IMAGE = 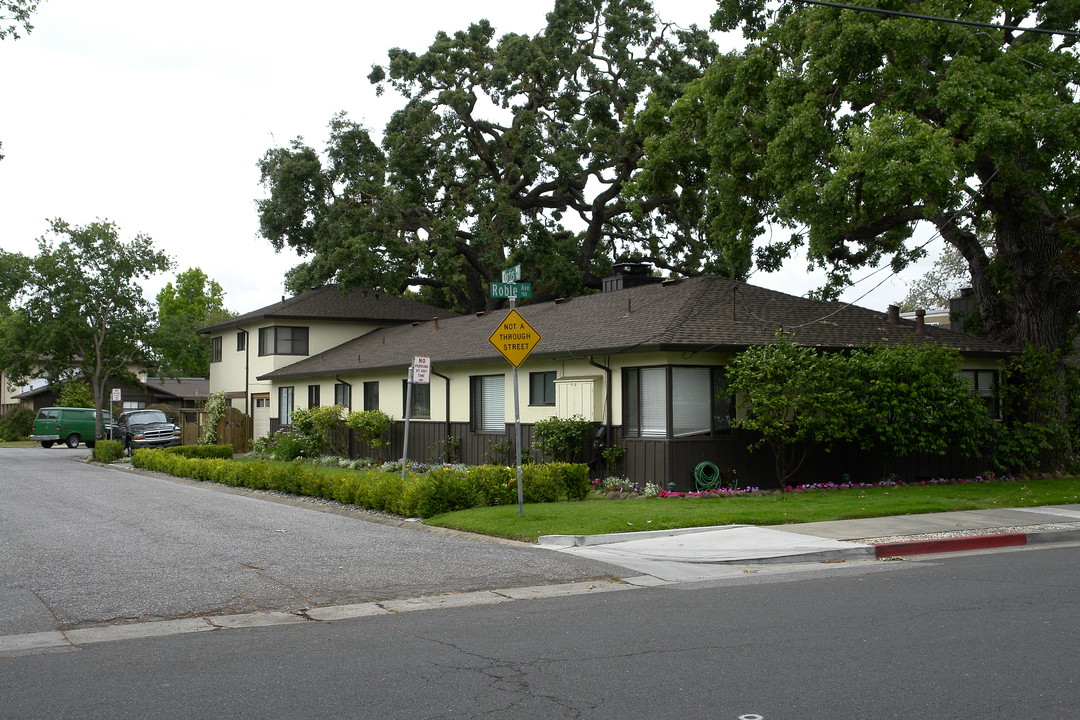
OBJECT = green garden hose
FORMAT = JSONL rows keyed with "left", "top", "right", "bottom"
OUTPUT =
{"left": 694, "top": 460, "right": 721, "bottom": 490}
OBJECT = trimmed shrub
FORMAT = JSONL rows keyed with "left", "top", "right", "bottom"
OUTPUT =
{"left": 165, "top": 444, "right": 234, "bottom": 459}
{"left": 92, "top": 439, "right": 125, "bottom": 463}
{"left": 531, "top": 415, "right": 593, "bottom": 462}
{"left": 414, "top": 467, "right": 480, "bottom": 517}
{"left": 129, "top": 452, "right": 590, "bottom": 518}
{"left": 522, "top": 464, "right": 563, "bottom": 503}
{"left": 0, "top": 406, "right": 35, "bottom": 441}
{"left": 546, "top": 462, "right": 590, "bottom": 501}
{"left": 466, "top": 465, "right": 516, "bottom": 506}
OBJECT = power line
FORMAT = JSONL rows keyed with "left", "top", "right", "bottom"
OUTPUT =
{"left": 792, "top": 0, "right": 1080, "bottom": 38}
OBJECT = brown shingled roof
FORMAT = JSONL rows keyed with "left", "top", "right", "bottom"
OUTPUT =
{"left": 258, "top": 276, "right": 1017, "bottom": 380}
{"left": 198, "top": 285, "right": 459, "bottom": 334}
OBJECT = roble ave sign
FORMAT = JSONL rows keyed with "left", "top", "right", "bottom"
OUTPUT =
{"left": 488, "top": 309, "right": 541, "bottom": 368}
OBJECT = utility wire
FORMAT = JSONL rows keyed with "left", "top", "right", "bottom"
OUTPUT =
{"left": 792, "top": 0, "right": 1080, "bottom": 38}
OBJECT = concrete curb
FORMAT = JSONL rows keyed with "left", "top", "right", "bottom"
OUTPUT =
{"left": 538, "top": 524, "right": 752, "bottom": 548}
{"left": 872, "top": 527, "right": 1080, "bottom": 558}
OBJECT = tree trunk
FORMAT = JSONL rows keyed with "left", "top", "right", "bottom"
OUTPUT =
{"left": 982, "top": 186, "right": 1080, "bottom": 468}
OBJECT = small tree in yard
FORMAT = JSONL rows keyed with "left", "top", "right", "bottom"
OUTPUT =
{"left": 531, "top": 414, "right": 593, "bottom": 463}
{"left": 728, "top": 334, "right": 864, "bottom": 489}
{"left": 292, "top": 405, "right": 347, "bottom": 457}
{"left": 346, "top": 409, "right": 393, "bottom": 461}
{"left": 56, "top": 379, "right": 94, "bottom": 409}
{"left": 0, "top": 220, "right": 173, "bottom": 442}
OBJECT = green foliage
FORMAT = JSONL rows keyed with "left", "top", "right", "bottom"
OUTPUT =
{"left": 729, "top": 334, "right": 862, "bottom": 486}
{"left": 531, "top": 414, "right": 592, "bottom": 463}
{"left": 56, "top": 379, "right": 94, "bottom": 408}
{"left": 92, "top": 439, "right": 125, "bottom": 463}
{"left": 729, "top": 336, "right": 996, "bottom": 486}
{"left": 544, "top": 462, "right": 590, "bottom": 501}
{"left": 0, "top": 1, "right": 38, "bottom": 42}
{"left": 897, "top": 245, "right": 977, "bottom": 312}
{"left": 466, "top": 465, "right": 517, "bottom": 507}
{"left": 199, "top": 391, "right": 228, "bottom": 444}
{"left": 346, "top": 409, "right": 393, "bottom": 460}
{"left": 0, "top": 406, "right": 34, "bottom": 441}
{"left": 850, "top": 344, "right": 993, "bottom": 458}
{"left": 483, "top": 438, "right": 516, "bottom": 466}
{"left": 256, "top": 427, "right": 317, "bottom": 461}
{"left": 131, "top": 451, "right": 591, "bottom": 519}
{"left": 638, "top": 1, "right": 1080, "bottom": 359}
{"left": 600, "top": 444, "right": 626, "bottom": 475}
{"left": 152, "top": 267, "right": 231, "bottom": 378}
{"left": 291, "top": 404, "right": 347, "bottom": 456}
{"left": 165, "top": 444, "right": 233, "bottom": 459}
{"left": 430, "top": 434, "right": 462, "bottom": 464}
{"left": 414, "top": 468, "right": 481, "bottom": 518}
{"left": 995, "top": 346, "right": 1075, "bottom": 472}
{"left": 0, "top": 219, "right": 173, "bottom": 442}
{"left": 257, "top": 1, "right": 720, "bottom": 312}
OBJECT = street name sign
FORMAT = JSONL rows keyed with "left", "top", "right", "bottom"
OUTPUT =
{"left": 488, "top": 309, "right": 541, "bottom": 368}
{"left": 490, "top": 282, "right": 533, "bottom": 299}
{"left": 502, "top": 265, "right": 522, "bottom": 283}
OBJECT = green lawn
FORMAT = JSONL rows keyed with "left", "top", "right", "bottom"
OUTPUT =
{"left": 0, "top": 441, "right": 38, "bottom": 448}
{"left": 424, "top": 476, "right": 1080, "bottom": 542}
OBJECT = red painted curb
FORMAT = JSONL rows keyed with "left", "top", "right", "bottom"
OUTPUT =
{"left": 874, "top": 533, "right": 1028, "bottom": 558}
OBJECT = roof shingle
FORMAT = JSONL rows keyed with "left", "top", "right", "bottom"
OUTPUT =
{"left": 259, "top": 276, "right": 1016, "bottom": 381}
{"left": 199, "top": 285, "right": 459, "bottom": 334}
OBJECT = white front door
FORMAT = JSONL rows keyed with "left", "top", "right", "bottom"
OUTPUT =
{"left": 252, "top": 394, "right": 271, "bottom": 440}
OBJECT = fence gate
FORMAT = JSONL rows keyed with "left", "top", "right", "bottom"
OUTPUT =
{"left": 217, "top": 406, "right": 250, "bottom": 454}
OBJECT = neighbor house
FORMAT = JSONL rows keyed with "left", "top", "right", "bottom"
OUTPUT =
{"left": 236, "top": 265, "right": 1015, "bottom": 489}
{"left": 12, "top": 375, "right": 210, "bottom": 414}
{"left": 197, "top": 285, "right": 459, "bottom": 440}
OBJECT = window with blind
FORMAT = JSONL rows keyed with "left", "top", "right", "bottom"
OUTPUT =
{"left": 402, "top": 379, "right": 430, "bottom": 419}
{"left": 363, "top": 381, "right": 379, "bottom": 411}
{"left": 959, "top": 369, "right": 998, "bottom": 417}
{"left": 471, "top": 375, "right": 505, "bottom": 433}
{"left": 623, "top": 366, "right": 733, "bottom": 438}
{"left": 334, "top": 382, "right": 351, "bottom": 408}
{"left": 258, "top": 326, "right": 309, "bottom": 356}
{"left": 278, "top": 386, "right": 295, "bottom": 425}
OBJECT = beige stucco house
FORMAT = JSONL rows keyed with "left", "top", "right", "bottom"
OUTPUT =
{"left": 223, "top": 267, "right": 1014, "bottom": 489}
{"left": 198, "top": 285, "right": 458, "bottom": 440}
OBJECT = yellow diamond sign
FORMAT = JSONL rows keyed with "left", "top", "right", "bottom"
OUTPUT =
{"left": 488, "top": 309, "right": 541, "bottom": 368}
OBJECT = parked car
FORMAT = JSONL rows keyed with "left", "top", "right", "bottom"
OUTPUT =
{"left": 114, "top": 409, "right": 183, "bottom": 452}
{"left": 30, "top": 406, "right": 115, "bottom": 449}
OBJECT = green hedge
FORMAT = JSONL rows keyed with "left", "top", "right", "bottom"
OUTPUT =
{"left": 92, "top": 440, "right": 125, "bottom": 464}
{"left": 164, "top": 444, "right": 234, "bottom": 459}
{"left": 131, "top": 452, "right": 589, "bottom": 518}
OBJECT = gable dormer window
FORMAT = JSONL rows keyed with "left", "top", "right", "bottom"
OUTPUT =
{"left": 258, "top": 326, "right": 309, "bottom": 356}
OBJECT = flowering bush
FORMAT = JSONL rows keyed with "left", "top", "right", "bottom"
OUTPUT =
{"left": 592, "top": 476, "right": 645, "bottom": 494}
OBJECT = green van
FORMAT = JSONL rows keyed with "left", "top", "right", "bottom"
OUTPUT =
{"left": 30, "top": 406, "right": 115, "bottom": 449}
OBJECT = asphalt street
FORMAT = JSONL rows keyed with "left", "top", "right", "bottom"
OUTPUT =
{"left": 2, "top": 544, "right": 1076, "bottom": 719}
{"left": 0, "top": 448, "right": 625, "bottom": 636}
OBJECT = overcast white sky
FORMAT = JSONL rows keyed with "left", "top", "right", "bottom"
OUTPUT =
{"left": 0, "top": 0, "right": 940, "bottom": 315}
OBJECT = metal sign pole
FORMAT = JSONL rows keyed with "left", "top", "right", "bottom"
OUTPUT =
{"left": 510, "top": 295, "right": 524, "bottom": 516}
{"left": 402, "top": 366, "right": 413, "bottom": 481}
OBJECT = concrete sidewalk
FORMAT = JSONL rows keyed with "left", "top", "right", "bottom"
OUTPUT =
{"left": 539, "top": 504, "right": 1080, "bottom": 580}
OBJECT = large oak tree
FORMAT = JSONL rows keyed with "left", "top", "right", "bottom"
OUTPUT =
{"left": 256, "top": 0, "right": 721, "bottom": 313}
{"left": 637, "top": 0, "right": 1078, "bottom": 353}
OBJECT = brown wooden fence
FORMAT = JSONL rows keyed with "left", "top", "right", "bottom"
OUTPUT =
{"left": 179, "top": 406, "right": 250, "bottom": 454}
